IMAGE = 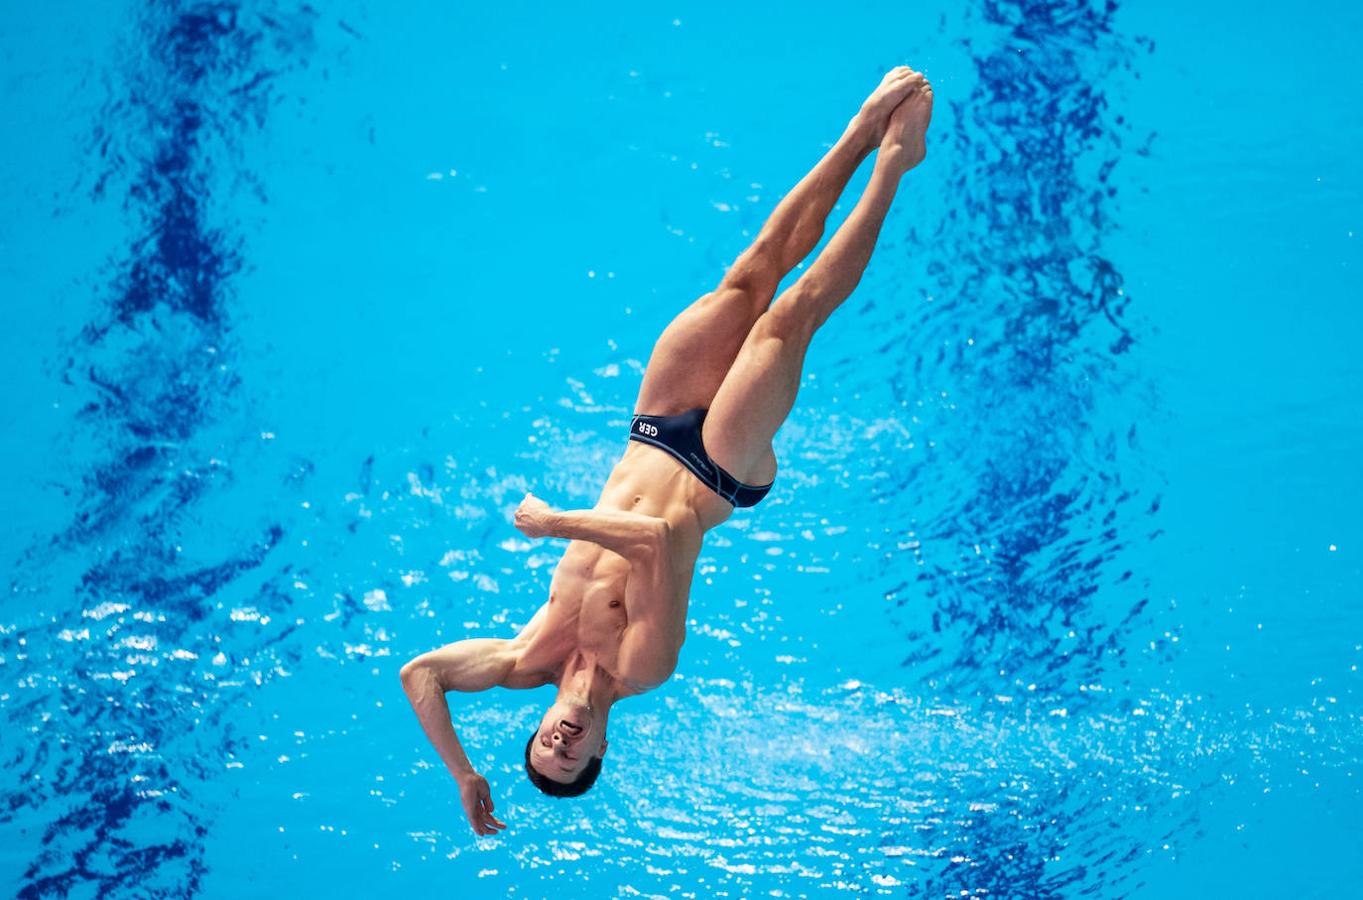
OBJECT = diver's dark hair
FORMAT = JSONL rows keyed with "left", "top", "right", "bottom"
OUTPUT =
{"left": 524, "top": 732, "right": 603, "bottom": 798}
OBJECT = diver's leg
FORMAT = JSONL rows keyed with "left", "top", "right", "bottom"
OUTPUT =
{"left": 633, "top": 68, "right": 928, "bottom": 416}
{"left": 702, "top": 83, "right": 934, "bottom": 483}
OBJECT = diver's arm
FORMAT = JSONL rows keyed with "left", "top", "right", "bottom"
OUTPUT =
{"left": 399, "top": 639, "right": 524, "bottom": 836}
{"left": 514, "top": 492, "right": 669, "bottom": 561}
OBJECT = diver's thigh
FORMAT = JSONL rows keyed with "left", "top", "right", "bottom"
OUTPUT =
{"left": 633, "top": 287, "right": 765, "bottom": 415}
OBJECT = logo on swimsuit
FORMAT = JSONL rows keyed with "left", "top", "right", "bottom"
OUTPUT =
{"left": 688, "top": 452, "right": 713, "bottom": 475}
{"left": 637, "top": 421, "right": 659, "bottom": 438}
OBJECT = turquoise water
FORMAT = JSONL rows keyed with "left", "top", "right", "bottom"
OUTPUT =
{"left": 3, "top": 1, "right": 1361, "bottom": 896}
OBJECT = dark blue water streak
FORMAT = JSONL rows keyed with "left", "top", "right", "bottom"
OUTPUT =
{"left": 817, "top": 0, "right": 1175, "bottom": 894}
{"left": 2, "top": 4, "right": 315, "bottom": 896}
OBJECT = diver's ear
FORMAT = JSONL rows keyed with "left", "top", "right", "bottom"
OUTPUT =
{"left": 597, "top": 738, "right": 608, "bottom": 759}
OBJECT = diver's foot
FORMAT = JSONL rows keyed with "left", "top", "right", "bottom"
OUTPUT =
{"left": 880, "top": 77, "right": 934, "bottom": 171}
{"left": 852, "top": 67, "right": 929, "bottom": 147}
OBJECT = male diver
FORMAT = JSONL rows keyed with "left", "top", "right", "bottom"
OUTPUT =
{"left": 400, "top": 67, "right": 934, "bottom": 836}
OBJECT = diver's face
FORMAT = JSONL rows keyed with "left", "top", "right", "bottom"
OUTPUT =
{"left": 529, "top": 701, "right": 607, "bottom": 782}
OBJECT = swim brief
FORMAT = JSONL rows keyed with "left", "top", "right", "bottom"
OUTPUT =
{"left": 628, "top": 408, "right": 773, "bottom": 508}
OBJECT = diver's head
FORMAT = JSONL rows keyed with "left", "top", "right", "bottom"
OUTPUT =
{"left": 524, "top": 699, "right": 609, "bottom": 797}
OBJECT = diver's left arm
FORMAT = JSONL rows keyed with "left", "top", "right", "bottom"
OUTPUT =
{"left": 399, "top": 639, "right": 543, "bottom": 836}
{"left": 514, "top": 492, "right": 668, "bottom": 560}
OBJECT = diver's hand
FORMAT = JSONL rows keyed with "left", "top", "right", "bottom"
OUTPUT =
{"left": 514, "top": 492, "right": 555, "bottom": 539}
{"left": 456, "top": 771, "right": 506, "bottom": 836}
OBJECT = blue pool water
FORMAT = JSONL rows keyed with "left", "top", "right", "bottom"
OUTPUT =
{"left": 3, "top": 1, "right": 1361, "bottom": 896}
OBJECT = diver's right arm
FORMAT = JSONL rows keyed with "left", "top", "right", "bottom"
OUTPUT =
{"left": 399, "top": 638, "right": 541, "bottom": 835}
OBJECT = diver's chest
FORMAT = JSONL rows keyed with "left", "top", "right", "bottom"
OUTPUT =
{"left": 551, "top": 544, "right": 629, "bottom": 636}
{"left": 576, "top": 577, "right": 628, "bottom": 647}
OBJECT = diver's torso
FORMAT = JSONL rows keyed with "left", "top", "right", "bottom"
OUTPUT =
{"left": 519, "top": 441, "right": 725, "bottom": 691}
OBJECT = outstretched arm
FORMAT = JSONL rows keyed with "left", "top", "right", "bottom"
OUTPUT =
{"left": 399, "top": 638, "right": 541, "bottom": 836}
